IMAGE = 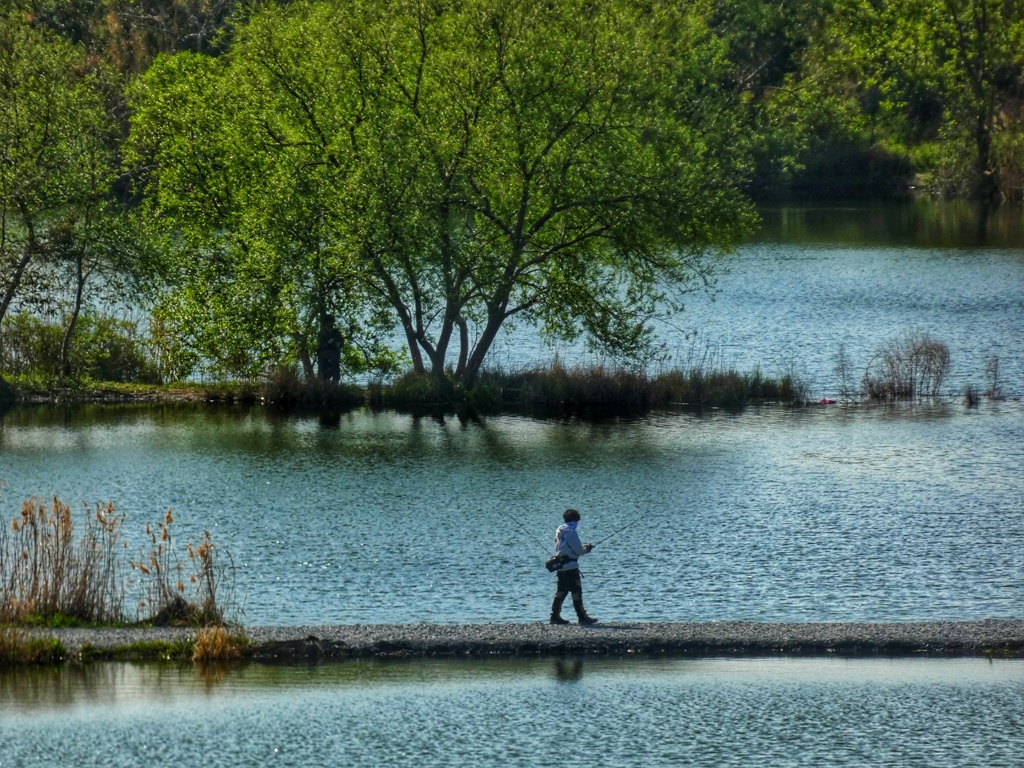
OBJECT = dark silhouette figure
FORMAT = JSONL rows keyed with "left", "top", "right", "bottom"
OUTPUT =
{"left": 317, "top": 316, "right": 343, "bottom": 383}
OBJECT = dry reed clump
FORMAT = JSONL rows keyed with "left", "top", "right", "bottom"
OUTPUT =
{"left": 0, "top": 498, "right": 124, "bottom": 625}
{"left": 131, "top": 509, "right": 233, "bottom": 627}
{"left": 191, "top": 626, "right": 250, "bottom": 663}
{"left": 0, "top": 497, "right": 235, "bottom": 628}
{"left": 862, "top": 331, "right": 951, "bottom": 400}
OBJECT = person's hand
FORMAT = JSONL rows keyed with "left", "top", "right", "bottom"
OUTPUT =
{"left": 583, "top": 543, "right": 593, "bottom": 553}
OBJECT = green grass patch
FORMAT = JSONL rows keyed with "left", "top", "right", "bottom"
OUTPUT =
{"left": 0, "top": 629, "right": 66, "bottom": 666}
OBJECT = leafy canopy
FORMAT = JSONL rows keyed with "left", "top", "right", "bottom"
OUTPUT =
{"left": 128, "top": 0, "right": 756, "bottom": 384}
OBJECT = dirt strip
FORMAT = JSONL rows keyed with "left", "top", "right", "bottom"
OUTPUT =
{"left": 38, "top": 619, "right": 1024, "bottom": 661}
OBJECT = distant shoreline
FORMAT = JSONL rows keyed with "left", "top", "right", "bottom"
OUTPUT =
{"left": 35, "top": 620, "right": 1024, "bottom": 663}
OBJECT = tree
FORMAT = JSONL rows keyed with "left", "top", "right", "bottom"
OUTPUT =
{"left": 0, "top": 11, "right": 113, "bottom": 336}
{"left": 787, "top": 0, "right": 1024, "bottom": 200}
{"left": 129, "top": 0, "right": 756, "bottom": 387}
{"left": 126, "top": 49, "right": 401, "bottom": 381}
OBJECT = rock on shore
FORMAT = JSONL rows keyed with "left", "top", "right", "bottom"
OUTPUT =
{"left": 41, "top": 620, "right": 1024, "bottom": 661}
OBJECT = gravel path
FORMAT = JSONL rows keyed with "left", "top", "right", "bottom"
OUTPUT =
{"left": 37, "top": 620, "right": 1024, "bottom": 660}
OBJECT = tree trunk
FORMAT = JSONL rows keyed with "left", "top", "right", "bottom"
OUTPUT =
{"left": 462, "top": 309, "right": 506, "bottom": 388}
{"left": 316, "top": 314, "right": 342, "bottom": 383}
{"left": 293, "top": 332, "right": 315, "bottom": 381}
{"left": 453, "top": 315, "right": 469, "bottom": 380}
{"left": 60, "top": 252, "right": 86, "bottom": 379}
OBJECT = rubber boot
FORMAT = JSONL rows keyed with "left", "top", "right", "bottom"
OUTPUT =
{"left": 573, "top": 596, "right": 598, "bottom": 625}
{"left": 550, "top": 595, "right": 569, "bottom": 625}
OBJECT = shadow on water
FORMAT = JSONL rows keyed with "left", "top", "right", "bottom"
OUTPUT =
{"left": 553, "top": 659, "right": 585, "bottom": 682}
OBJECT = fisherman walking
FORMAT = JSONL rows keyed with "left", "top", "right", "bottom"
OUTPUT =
{"left": 550, "top": 508, "right": 598, "bottom": 625}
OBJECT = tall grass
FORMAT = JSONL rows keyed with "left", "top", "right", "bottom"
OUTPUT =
{"left": 0, "top": 498, "right": 124, "bottom": 625}
{"left": 0, "top": 498, "right": 235, "bottom": 627}
{"left": 375, "top": 362, "right": 805, "bottom": 412}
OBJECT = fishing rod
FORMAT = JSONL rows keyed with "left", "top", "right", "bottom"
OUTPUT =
{"left": 501, "top": 506, "right": 644, "bottom": 556}
{"left": 590, "top": 512, "right": 645, "bottom": 548}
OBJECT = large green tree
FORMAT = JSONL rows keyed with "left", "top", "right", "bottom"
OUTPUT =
{"left": 0, "top": 11, "right": 113, "bottom": 334}
{"left": 128, "top": 0, "right": 755, "bottom": 386}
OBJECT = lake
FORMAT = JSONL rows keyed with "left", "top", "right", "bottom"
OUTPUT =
{"left": 0, "top": 202, "right": 1022, "bottom": 766}
{"left": 1, "top": 657, "right": 1022, "bottom": 767}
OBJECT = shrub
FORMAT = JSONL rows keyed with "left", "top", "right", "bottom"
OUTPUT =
{"left": 863, "top": 332, "right": 951, "bottom": 400}
{"left": 0, "top": 312, "right": 161, "bottom": 383}
{"left": 0, "top": 629, "right": 65, "bottom": 666}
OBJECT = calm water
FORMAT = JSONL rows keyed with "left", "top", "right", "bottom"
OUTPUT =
{"left": 487, "top": 203, "right": 1024, "bottom": 399}
{"left": 1, "top": 203, "right": 1022, "bottom": 766}
{"left": 1, "top": 657, "right": 1022, "bottom": 767}
{"left": 1, "top": 401, "right": 1022, "bottom": 625}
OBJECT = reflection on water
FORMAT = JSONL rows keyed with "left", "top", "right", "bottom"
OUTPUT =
{"left": 754, "top": 201, "right": 1024, "bottom": 249}
{"left": 1, "top": 658, "right": 1022, "bottom": 767}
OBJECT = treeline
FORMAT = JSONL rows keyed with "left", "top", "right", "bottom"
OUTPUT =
{"left": 1, "top": 0, "right": 1022, "bottom": 391}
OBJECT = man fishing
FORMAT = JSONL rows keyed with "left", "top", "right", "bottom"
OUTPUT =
{"left": 550, "top": 508, "right": 598, "bottom": 625}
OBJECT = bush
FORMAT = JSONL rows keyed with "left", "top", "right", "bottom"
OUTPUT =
{"left": 0, "top": 312, "right": 161, "bottom": 383}
{"left": 0, "top": 629, "right": 65, "bottom": 666}
{"left": 863, "top": 331, "right": 951, "bottom": 400}
{"left": 192, "top": 626, "right": 250, "bottom": 663}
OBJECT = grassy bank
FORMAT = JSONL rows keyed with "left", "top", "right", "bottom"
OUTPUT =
{"left": 372, "top": 364, "right": 806, "bottom": 414}
{"left": 2, "top": 362, "right": 807, "bottom": 415}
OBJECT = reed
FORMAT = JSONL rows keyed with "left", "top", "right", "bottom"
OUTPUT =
{"left": 0, "top": 498, "right": 124, "bottom": 625}
{"left": 377, "top": 362, "right": 805, "bottom": 411}
{"left": 192, "top": 626, "right": 250, "bottom": 663}
{"left": 483, "top": 363, "right": 804, "bottom": 410}
{"left": 0, "top": 498, "right": 235, "bottom": 628}
{"left": 259, "top": 367, "right": 364, "bottom": 407}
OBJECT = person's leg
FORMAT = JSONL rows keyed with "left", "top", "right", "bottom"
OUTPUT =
{"left": 569, "top": 571, "right": 597, "bottom": 625}
{"left": 550, "top": 571, "right": 571, "bottom": 624}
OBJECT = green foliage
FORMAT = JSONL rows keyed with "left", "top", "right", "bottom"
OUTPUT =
{"left": 0, "top": 312, "right": 161, "bottom": 383}
{"left": 0, "top": 11, "right": 115, "bottom": 329}
{"left": 0, "top": 629, "right": 66, "bottom": 665}
{"left": 779, "top": 0, "right": 1024, "bottom": 199}
{"left": 129, "top": 0, "right": 756, "bottom": 386}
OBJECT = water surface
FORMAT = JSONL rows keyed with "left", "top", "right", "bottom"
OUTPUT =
{"left": 1, "top": 401, "right": 1021, "bottom": 625}
{"left": 2, "top": 657, "right": 1021, "bottom": 767}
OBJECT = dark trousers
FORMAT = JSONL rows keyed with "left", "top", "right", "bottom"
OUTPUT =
{"left": 554, "top": 568, "right": 582, "bottom": 600}
{"left": 551, "top": 569, "right": 588, "bottom": 619}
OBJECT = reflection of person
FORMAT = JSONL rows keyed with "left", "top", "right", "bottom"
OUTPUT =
{"left": 554, "top": 659, "right": 584, "bottom": 681}
{"left": 550, "top": 508, "right": 598, "bottom": 625}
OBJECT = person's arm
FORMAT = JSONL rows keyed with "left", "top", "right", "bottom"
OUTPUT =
{"left": 563, "top": 529, "right": 588, "bottom": 558}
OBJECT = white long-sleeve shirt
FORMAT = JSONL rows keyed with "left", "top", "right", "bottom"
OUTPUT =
{"left": 554, "top": 523, "right": 587, "bottom": 571}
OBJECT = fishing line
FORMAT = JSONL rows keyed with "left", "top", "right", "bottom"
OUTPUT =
{"left": 502, "top": 509, "right": 555, "bottom": 555}
{"left": 591, "top": 512, "right": 645, "bottom": 548}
